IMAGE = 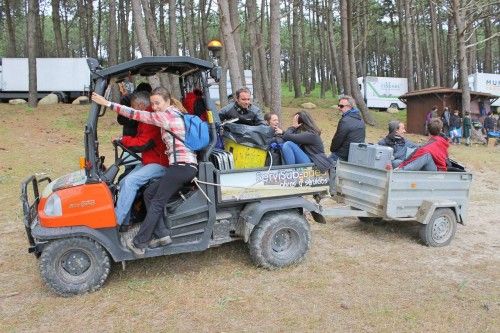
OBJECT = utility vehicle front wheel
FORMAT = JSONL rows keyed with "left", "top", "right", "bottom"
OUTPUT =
{"left": 249, "top": 211, "right": 311, "bottom": 269}
{"left": 419, "top": 208, "right": 457, "bottom": 247}
{"left": 39, "top": 237, "right": 110, "bottom": 296}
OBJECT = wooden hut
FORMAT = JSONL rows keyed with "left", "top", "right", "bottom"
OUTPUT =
{"left": 399, "top": 87, "right": 497, "bottom": 135}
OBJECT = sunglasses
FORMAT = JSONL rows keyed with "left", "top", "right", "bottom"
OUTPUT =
{"left": 338, "top": 104, "right": 349, "bottom": 108}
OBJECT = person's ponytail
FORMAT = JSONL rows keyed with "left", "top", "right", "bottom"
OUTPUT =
{"left": 170, "top": 97, "right": 187, "bottom": 113}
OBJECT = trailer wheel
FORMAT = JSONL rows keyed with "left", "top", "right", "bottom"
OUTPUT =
{"left": 249, "top": 211, "right": 311, "bottom": 269}
{"left": 419, "top": 208, "right": 457, "bottom": 247}
{"left": 39, "top": 237, "right": 110, "bottom": 297}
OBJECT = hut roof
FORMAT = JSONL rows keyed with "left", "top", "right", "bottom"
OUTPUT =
{"left": 400, "top": 87, "right": 498, "bottom": 101}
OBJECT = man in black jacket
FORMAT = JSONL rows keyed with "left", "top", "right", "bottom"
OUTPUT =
{"left": 329, "top": 95, "right": 366, "bottom": 161}
{"left": 218, "top": 87, "right": 266, "bottom": 126}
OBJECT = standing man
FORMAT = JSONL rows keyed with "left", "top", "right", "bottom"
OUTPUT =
{"left": 219, "top": 87, "right": 266, "bottom": 126}
{"left": 329, "top": 95, "right": 366, "bottom": 162}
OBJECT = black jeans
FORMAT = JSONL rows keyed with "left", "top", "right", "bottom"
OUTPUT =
{"left": 133, "top": 164, "right": 198, "bottom": 248}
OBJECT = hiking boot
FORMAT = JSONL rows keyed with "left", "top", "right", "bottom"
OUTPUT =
{"left": 125, "top": 237, "right": 145, "bottom": 257}
{"left": 149, "top": 236, "right": 172, "bottom": 248}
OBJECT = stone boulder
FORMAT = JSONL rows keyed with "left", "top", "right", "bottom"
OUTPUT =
{"left": 387, "top": 107, "right": 399, "bottom": 114}
{"left": 301, "top": 102, "right": 317, "bottom": 109}
{"left": 72, "top": 96, "right": 89, "bottom": 105}
{"left": 8, "top": 99, "right": 27, "bottom": 105}
{"left": 38, "top": 93, "right": 59, "bottom": 105}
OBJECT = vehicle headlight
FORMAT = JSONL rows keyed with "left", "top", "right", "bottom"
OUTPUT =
{"left": 44, "top": 193, "right": 62, "bottom": 216}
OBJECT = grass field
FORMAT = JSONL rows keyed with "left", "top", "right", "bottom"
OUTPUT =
{"left": 0, "top": 99, "right": 499, "bottom": 332}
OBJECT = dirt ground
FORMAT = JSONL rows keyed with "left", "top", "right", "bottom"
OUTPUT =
{"left": 0, "top": 103, "right": 499, "bottom": 332}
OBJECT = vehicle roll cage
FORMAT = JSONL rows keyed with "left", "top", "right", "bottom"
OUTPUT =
{"left": 84, "top": 57, "right": 218, "bottom": 183}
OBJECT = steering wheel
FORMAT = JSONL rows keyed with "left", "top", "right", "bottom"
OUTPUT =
{"left": 113, "top": 139, "right": 142, "bottom": 166}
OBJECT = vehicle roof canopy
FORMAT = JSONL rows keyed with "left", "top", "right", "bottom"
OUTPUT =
{"left": 93, "top": 56, "right": 213, "bottom": 81}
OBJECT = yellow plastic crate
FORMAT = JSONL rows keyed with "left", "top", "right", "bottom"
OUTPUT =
{"left": 224, "top": 139, "right": 267, "bottom": 169}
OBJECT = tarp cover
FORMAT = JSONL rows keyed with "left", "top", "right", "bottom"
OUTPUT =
{"left": 223, "top": 123, "right": 274, "bottom": 149}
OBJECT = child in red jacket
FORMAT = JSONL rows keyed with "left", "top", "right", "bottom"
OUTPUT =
{"left": 398, "top": 118, "right": 449, "bottom": 171}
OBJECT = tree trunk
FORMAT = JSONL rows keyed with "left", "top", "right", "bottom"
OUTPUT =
{"left": 140, "top": 0, "right": 164, "bottom": 55}
{"left": 168, "top": 0, "right": 181, "bottom": 96}
{"left": 325, "top": 0, "right": 342, "bottom": 95}
{"left": 451, "top": 0, "right": 470, "bottom": 114}
{"left": 184, "top": 0, "right": 195, "bottom": 56}
{"left": 445, "top": 13, "right": 455, "bottom": 87}
{"left": 411, "top": 3, "right": 422, "bottom": 90}
{"left": 27, "top": 0, "right": 38, "bottom": 107}
{"left": 108, "top": 0, "right": 118, "bottom": 65}
{"left": 159, "top": 3, "right": 167, "bottom": 52}
{"left": 228, "top": 0, "right": 246, "bottom": 81}
{"left": 404, "top": 0, "right": 414, "bottom": 91}
{"left": 218, "top": 0, "right": 243, "bottom": 93}
{"left": 429, "top": 0, "right": 441, "bottom": 86}
{"left": 269, "top": 0, "right": 281, "bottom": 116}
{"left": 257, "top": 2, "right": 271, "bottom": 107}
{"left": 4, "top": 0, "right": 17, "bottom": 56}
{"left": 346, "top": 0, "right": 374, "bottom": 125}
{"left": 340, "top": 0, "right": 351, "bottom": 95}
{"left": 483, "top": 5, "right": 493, "bottom": 72}
{"left": 51, "top": 0, "right": 65, "bottom": 57}
{"left": 396, "top": 0, "right": 405, "bottom": 77}
{"left": 199, "top": 0, "right": 210, "bottom": 60}
{"left": 291, "top": 0, "right": 303, "bottom": 98}
{"left": 247, "top": 0, "right": 265, "bottom": 107}
{"left": 130, "top": 0, "right": 160, "bottom": 88}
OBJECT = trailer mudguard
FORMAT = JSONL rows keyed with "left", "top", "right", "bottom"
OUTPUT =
{"left": 31, "top": 223, "right": 133, "bottom": 261}
{"left": 238, "top": 197, "right": 321, "bottom": 242}
{"left": 415, "top": 200, "right": 462, "bottom": 225}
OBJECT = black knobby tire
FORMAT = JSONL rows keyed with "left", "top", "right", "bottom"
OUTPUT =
{"left": 39, "top": 237, "right": 111, "bottom": 296}
{"left": 249, "top": 211, "right": 311, "bottom": 269}
{"left": 419, "top": 208, "right": 457, "bottom": 247}
{"left": 358, "top": 216, "right": 384, "bottom": 224}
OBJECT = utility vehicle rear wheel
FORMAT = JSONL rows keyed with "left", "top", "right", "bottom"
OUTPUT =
{"left": 419, "top": 208, "right": 457, "bottom": 247}
{"left": 249, "top": 211, "right": 311, "bottom": 269}
{"left": 39, "top": 237, "right": 110, "bottom": 296}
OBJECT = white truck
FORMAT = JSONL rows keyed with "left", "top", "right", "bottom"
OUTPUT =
{"left": 453, "top": 73, "right": 500, "bottom": 107}
{"left": 0, "top": 58, "right": 91, "bottom": 102}
{"left": 208, "top": 69, "right": 253, "bottom": 102}
{"left": 357, "top": 76, "right": 408, "bottom": 110}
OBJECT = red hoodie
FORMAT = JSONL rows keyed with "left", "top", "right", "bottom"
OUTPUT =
{"left": 399, "top": 135, "right": 449, "bottom": 171}
{"left": 120, "top": 106, "right": 169, "bottom": 167}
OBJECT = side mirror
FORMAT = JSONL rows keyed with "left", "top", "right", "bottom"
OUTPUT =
{"left": 210, "top": 66, "right": 222, "bottom": 83}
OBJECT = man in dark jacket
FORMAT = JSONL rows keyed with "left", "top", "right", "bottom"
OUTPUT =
{"left": 329, "top": 95, "right": 366, "bottom": 161}
{"left": 219, "top": 87, "right": 266, "bottom": 126}
{"left": 378, "top": 120, "right": 418, "bottom": 167}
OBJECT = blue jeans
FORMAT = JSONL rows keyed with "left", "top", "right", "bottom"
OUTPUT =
{"left": 115, "top": 163, "right": 167, "bottom": 225}
{"left": 281, "top": 141, "right": 311, "bottom": 165}
{"left": 400, "top": 153, "right": 437, "bottom": 171}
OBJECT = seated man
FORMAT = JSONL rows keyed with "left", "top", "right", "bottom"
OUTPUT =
{"left": 219, "top": 87, "right": 266, "bottom": 126}
{"left": 397, "top": 118, "right": 449, "bottom": 172}
{"left": 115, "top": 91, "right": 169, "bottom": 230}
{"left": 329, "top": 95, "right": 366, "bottom": 162}
{"left": 378, "top": 120, "right": 418, "bottom": 168}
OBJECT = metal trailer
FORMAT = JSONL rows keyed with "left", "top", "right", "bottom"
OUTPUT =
{"left": 320, "top": 161, "right": 473, "bottom": 247}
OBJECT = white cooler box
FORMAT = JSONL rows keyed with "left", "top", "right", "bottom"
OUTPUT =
{"left": 348, "top": 143, "right": 393, "bottom": 170}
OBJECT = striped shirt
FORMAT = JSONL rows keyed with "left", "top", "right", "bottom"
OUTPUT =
{"left": 112, "top": 103, "right": 197, "bottom": 165}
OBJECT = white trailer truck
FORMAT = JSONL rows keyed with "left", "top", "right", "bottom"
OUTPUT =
{"left": 208, "top": 69, "right": 253, "bottom": 102}
{"left": 453, "top": 73, "right": 500, "bottom": 108}
{"left": 0, "top": 58, "right": 91, "bottom": 102}
{"left": 357, "top": 76, "right": 408, "bottom": 110}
